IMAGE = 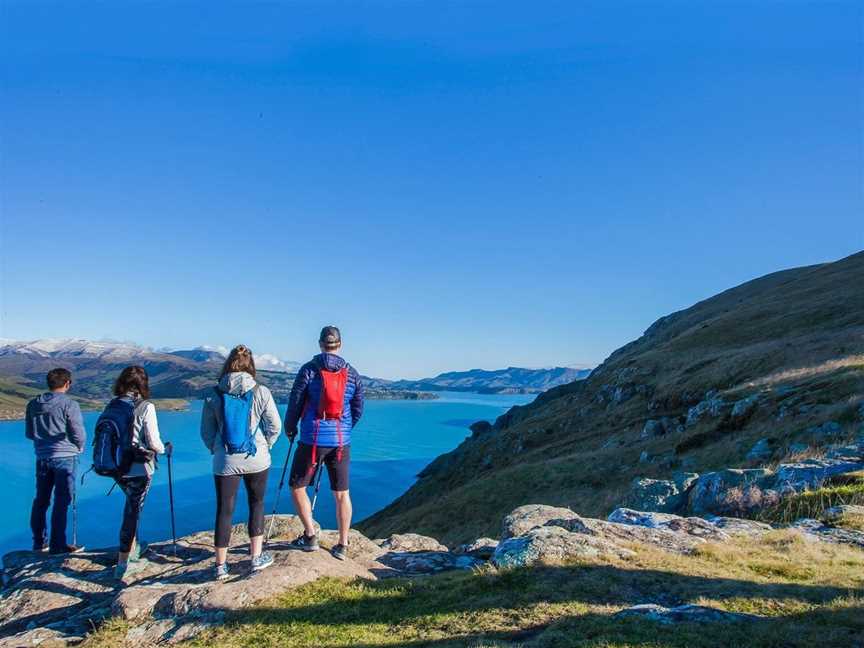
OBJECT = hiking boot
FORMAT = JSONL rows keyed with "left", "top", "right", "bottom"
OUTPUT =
{"left": 330, "top": 544, "right": 348, "bottom": 561}
{"left": 214, "top": 563, "right": 230, "bottom": 581}
{"left": 49, "top": 544, "right": 84, "bottom": 555}
{"left": 290, "top": 532, "right": 319, "bottom": 552}
{"left": 114, "top": 559, "right": 146, "bottom": 580}
{"left": 250, "top": 552, "right": 274, "bottom": 572}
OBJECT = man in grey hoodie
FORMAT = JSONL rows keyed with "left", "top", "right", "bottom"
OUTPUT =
{"left": 25, "top": 368, "right": 86, "bottom": 554}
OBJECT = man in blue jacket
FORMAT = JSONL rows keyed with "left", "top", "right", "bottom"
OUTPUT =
{"left": 25, "top": 368, "right": 86, "bottom": 554}
{"left": 285, "top": 326, "right": 364, "bottom": 560}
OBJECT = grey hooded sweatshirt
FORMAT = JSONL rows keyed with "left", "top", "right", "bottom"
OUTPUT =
{"left": 200, "top": 372, "right": 282, "bottom": 476}
{"left": 25, "top": 392, "right": 86, "bottom": 459}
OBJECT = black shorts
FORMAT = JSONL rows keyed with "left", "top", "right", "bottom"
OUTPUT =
{"left": 289, "top": 442, "right": 351, "bottom": 492}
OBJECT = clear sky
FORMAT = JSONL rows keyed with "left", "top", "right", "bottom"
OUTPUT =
{"left": 1, "top": 1, "right": 861, "bottom": 379}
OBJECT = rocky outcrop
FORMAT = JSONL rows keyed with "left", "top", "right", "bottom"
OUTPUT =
{"left": 616, "top": 603, "right": 758, "bottom": 624}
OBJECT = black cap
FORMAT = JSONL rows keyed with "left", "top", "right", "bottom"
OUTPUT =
{"left": 319, "top": 325, "right": 341, "bottom": 348}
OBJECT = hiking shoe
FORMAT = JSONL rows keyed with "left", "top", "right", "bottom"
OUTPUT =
{"left": 331, "top": 544, "right": 348, "bottom": 561}
{"left": 114, "top": 560, "right": 146, "bottom": 580}
{"left": 250, "top": 552, "right": 274, "bottom": 572}
{"left": 49, "top": 544, "right": 84, "bottom": 555}
{"left": 214, "top": 563, "right": 230, "bottom": 581}
{"left": 290, "top": 533, "right": 319, "bottom": 552}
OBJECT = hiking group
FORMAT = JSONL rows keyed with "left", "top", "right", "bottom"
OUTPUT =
{"left": 23, "top": 325, "right": 365, "bottom": 581}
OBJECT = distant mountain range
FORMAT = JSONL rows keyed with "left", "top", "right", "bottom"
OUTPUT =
{"left": 0, "top": 339, "right": 591, "bottom": 420}
{"left": 391, "top": 366, "right": 592, "bottom": 394}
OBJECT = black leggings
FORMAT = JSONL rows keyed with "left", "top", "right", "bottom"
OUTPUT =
{"left": 214, "top": 469, "right": 269, "bottom": 548}
{"left": 117, "top": 475, "right": 151, "bottom": 553}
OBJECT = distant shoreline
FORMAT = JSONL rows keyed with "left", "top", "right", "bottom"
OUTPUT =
{"left": 0, "top": 391, "right": 439, "bottom": 422}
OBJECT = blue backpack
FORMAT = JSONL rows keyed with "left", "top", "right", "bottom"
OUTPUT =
{"left": 92, "top": 398, "right": 136, "bottom": 478}
{"left": 216, "top": 386, "right": 258, "bottom": 456}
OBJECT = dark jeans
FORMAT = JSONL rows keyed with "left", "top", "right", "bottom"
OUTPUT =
{"left": 30, "top": 456, "right": 77, "bottom": 551}
{"left": 214, "top": 469, "right": 269, "bottom": 548}
{"left": 117, "top": 475, "right": 151, "bottom": 553}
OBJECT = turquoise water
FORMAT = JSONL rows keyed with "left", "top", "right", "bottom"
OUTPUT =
{"left": 0, "top": 391, "right": 531, "bottom": 555}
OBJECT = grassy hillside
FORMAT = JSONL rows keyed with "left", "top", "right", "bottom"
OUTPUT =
{"left": 359, "top": 252, "right": 864, "bottom": 545}
{"left": 0, "top": 377, "right": 104, "bottom": 420}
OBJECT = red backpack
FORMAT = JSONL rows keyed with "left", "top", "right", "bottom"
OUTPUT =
{"left": 309, "top": 366, "right": 349, "bottom": 466}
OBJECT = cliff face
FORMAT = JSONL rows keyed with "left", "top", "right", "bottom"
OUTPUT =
{"left": 358, "top": 252, "right": 864, "bottom": 544}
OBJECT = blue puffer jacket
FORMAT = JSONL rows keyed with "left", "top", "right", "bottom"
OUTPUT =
{"left": 285, "top": 353, "right": 364, "bottom": 447}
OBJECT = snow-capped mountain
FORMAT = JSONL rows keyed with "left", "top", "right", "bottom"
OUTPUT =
{"left": 255, "top": 353, "right": 302, "bottom": 373}
{"left": 0, "top": 338, "right": 146, "bottom": 359}
{"left": 0, "top": 338, "right": 301, "bottom": 374}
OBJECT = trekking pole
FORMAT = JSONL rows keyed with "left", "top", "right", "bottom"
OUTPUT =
{"left": 310, "top": 462, "right": 324, "bottom": 512}
{"left": 72, "top": 489, "right": 78, "bottom": 547}
{"left": 265, "top": 437, "right": 295, "bottom": 543}
{"left": 166, "top": 443, "right": 178, "bottom": 556}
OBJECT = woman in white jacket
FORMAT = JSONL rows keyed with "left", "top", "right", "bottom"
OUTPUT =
{"left": 112, "top": 365, "right": 170, "bottom": 579}
{"left": 200, "top": 345, "right": 281, "bottom": 580}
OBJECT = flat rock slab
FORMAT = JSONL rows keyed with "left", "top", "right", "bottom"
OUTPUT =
{"left": 616, "top": 603, "right": 759, "bottom": 624}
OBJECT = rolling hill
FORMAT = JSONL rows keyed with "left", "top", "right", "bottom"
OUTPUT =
{"left": 358, "top": 251, "right": 864, "bottom": 544}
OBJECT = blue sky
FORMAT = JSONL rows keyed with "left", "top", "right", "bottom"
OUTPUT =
{"left": 1, "top": 1, "right": 861, "bottom": 379}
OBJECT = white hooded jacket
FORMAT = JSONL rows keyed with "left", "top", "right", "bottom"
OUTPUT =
{"left": 200, "top": 372, "right": 282, "bottom": 476}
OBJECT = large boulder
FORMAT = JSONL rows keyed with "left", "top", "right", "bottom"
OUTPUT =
{"left": 376, "top": 533, "right": 447, "bottom": 553}
{"left": 491, "top": 526, "right": 634, "bottom": 568}
{"left": 623, "top": 473, "right": 698, "bottom": 513}
{"left": 607, "top": 508, "right": 729, "bottom": 542}
{"left": 687, "top": 469, "right": 778, "bottom": 516}
{"left": 500, "top": 504, "right": 586, "bottom": 540}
